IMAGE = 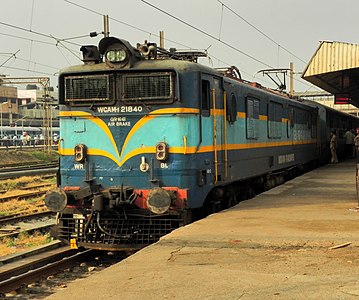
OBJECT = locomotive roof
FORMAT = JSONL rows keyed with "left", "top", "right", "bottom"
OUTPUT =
{"left": 59, "top": 59, "right": 318, "bottom": 110}
{"left": 59, "top": 57, "right": 217, "bottom": 75}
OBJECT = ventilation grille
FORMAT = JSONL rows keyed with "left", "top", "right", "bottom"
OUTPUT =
{"left": 65, "top": 75, "right": 113, "bottom": 102}
{"left": 122, "top": 73, "right": 172, "bottom": 101}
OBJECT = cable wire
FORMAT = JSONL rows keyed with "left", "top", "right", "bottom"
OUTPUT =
{"left": 1, "top": 65, "right": 54, "bottom": 76}
{"left": 0, "top": 50, "right": 20, "bottom": 68}
{"left": 63, "top": 0, "right": 194, "bottom": 50}
{"left": 0, "top": 55, "right": 59, "bottom": 70}
{"left": 0, "top": 20, "right": 81, "bottom": 47}
{"left": 141, "top": 0, "right": 274, "bottom": 68}
{"left": 217, "top": 0, "right": 307, "bottom": 65}
{"left": 141, "top": 0, "right": 321, "bottom": 92}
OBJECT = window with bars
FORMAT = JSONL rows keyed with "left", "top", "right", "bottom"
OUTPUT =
{"left": 62, "top": 72, "right": 175, "bottom": 105}
{"left": 65, "top": 75, "right": 113, "bottom": 102}
{"left": 268, "top": 101, "right": 282, "bottom": 139}
{"left": 246, "top": 97, "right": 260, "bottom": 139}
{"left": 121, "top": 72, "right": 174, "bottom": 102}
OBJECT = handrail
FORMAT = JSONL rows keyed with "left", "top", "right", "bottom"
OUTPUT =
{"left": 212, "top": 88, "right": 218, "bottom": 184}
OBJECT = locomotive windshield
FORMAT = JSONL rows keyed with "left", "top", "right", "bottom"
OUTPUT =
{"left": 62, "top": 71, "right": 175, "bottom": 105}
{"left": 65, "top": 74, "right": 113, "bottom": 102}
{"left": 121, "top": 72, "right": 173, "bottom": 101}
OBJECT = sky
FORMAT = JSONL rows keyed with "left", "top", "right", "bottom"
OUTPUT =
{"left": 0, "top": 0, "right": 358, "bottom": 93}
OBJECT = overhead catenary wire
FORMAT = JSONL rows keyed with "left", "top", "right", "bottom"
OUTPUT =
{"left": 28, "top": 0, "right": 36, "bottom": 72}
{"left": 55, "top": 44, "right": 75, "bottom": 66}
{"left": 64, "top": 0, "right": 321, "bottom": 92}
{"left": 0, "top": 1, "right": 322, "bottom": 92}
{"left": 64, "top": 0, "right": 282, "bottom": 82}
{"left": 64, "top": 0, "right": 287, "bottom": 88}
{"left": 0, "top": 50, "right": 20, "bottom": 68}
{"left": 141, "top": 0, "right": 321, "bottom": 92}
{"left": 1, "top": 65, "right": 54, "bottom": 76}
{"left": 0, "top": 32, "right": 80, "bottom": 71}
{"left": 29, "top": 0, "right": 35, "bottom": 31}
{"left": 0, "top": 20, "right": 83, "bottom": 69}
{"left": 63, "top": 0, "right": 193, "bottom": 50}
{"left": 141, "top": 0, "right": 274, "bottom": 69}
{"left": 0, "top": 32, "right": 58, "bottom": 46}
{"left": 217, "top": 0, "right": 308, "bottom": 65}
{"left": 218, "top": 2, "right": 224, "bottom": 40}
{"left": 0, "top": 21, "right": 82, "bottom": 47}
{"left": 0, "top": 54, "right": 59, "bottom": 71}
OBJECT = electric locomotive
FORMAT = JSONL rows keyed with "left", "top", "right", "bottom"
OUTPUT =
{"left": 44, "top": 35, "right": 357, "bottom": 251}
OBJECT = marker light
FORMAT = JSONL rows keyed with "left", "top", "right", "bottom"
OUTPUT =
{"left": 105, "top": 49, "right": 127, "bottom": 63}
{"left": 74, "top": 144, "right": 87, "bottom": 162}
{"left": 155, "top": 142, "right": 168, "bottom": 161}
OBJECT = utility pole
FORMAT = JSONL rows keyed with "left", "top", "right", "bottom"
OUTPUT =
{"left": 290, "top": 62, "right": 294, "bottom": 97}
{"left": 42, "top": 89, "right": 52, "bottom": 153}
{"left": 103, "top": 15, "right": 110, "bottom": 37}
{"left": 159, "top": 31, "right": 165, "bottom": 48}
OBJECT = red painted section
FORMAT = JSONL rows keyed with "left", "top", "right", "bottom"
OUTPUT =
{"left": 62, "top": 186, "right": 188, "bottom": 212}
{"left": 63, "top": 186, "right": 81, "bottom": 191}
{"left": 134, "top": 187, "right": 188, "bottom": 210}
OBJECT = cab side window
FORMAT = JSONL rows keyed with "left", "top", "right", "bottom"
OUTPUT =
{"left": 246, "top": 96, "right": 260, "bottom": 139}
{"left": 227, "top": 93, "right": 237, "bottom": 123}
{"left": 201, "top": 80, "right": 210, "bottom": 117}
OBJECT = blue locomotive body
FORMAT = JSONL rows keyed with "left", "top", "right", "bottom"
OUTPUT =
{"left": 45, "top": 36, "right": 359, "bottom": 250}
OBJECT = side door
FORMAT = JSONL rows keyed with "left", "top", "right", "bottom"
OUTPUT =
{"left": 287, "top": 105, "right": 295, "bottom": 144}
{"left": 201, "top": 74, "right": 225, "bottom": 184}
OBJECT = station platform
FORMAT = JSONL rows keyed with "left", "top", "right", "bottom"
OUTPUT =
{"left": 47, "top": 160, "right": 359, "bottom": 300}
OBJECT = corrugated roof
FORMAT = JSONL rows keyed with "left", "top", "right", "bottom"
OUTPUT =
{"left": 302, "top": 41, "right": 359, "bottom": 107}
{"left": 303, "top": 41, "right": 359, "bottom": 76}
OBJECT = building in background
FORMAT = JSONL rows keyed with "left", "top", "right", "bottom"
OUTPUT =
{"left": 0, "top": 84, "right": 58, "bottom": 130}
{"left": 17, "top": 85, "right": 59, "bottom": 127}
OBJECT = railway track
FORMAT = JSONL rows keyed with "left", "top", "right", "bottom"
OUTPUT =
{"left": 0, "top": 211, "right": 54, "bottom": 226}
{"left": 0, "top": 162, "right": 58, "bottom": 179}
{"left": 0, "top": 190, "right": 47, "bottom": 203}
{"left": 0, "top": 211, "right": 55, "bottom": 239}
{"left": 0, "top": 145, "right": 58, "bottom": 152}
{"left": 0, "top": 242, "right": 92, "bottom": 295}
{"left": 0, "top": 161, "right": 58, "bottom": 171}
{"left": 0, "top": 182, "right": 54, "bottom": 194}
{"left": 0, "top": 241, "right": 131, "bottom": 297}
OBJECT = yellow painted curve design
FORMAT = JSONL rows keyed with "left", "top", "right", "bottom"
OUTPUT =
{"left": 59, "top": 108, "right": 200, "bottom": 167}
{"left": 59, "top": 108, "right": 316, "bottom": 167}
{"left": 60, "top": 111, "right": 120, "bottom": 158}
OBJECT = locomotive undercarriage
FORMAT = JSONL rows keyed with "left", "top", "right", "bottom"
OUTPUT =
{"left": 50, "top": 184, "right": 188, "bottom": 250}
{"left": 49, "top": 160, "right": 316, "bottom": 250}
{"left": 55, "top": 208, "right": 184, "bottom": 250}
{"left": 202, "top": 162, "right": 314, "bottom": 216}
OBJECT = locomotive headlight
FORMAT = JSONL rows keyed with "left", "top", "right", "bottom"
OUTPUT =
{"left": 74, "top": 144, "right": 87, "bottom": 163}
{"left": 155, "top": 142, "right": 169, "bottom": 161}
{"left": 105, "top": 49, "right": 127, "bottom": 62}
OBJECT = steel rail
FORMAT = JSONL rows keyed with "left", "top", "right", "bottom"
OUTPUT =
{"left": 0, "top": 211, "right": 55, "bottom": 225}
{"left": 0, "top": 247, "right": 92, "bottom": 294}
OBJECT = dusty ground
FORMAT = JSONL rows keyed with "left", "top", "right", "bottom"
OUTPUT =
{"left": 47, "top": 160, "right": 359, "bottom": 300}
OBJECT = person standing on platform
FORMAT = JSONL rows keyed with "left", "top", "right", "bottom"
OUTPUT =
{"left": 344, "top": 128, "right": 355, "bottom": 158}
{"left": 330, "top": 131, "right": 338, "bottom": 164}
{"left": 354, "top": 128, "right": 359, "bottom": 162}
